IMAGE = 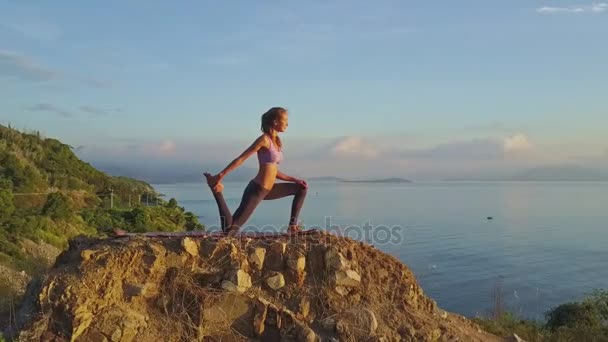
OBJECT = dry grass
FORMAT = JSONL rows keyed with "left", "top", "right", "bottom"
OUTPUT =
{"left": 156, "top": 267, "right": 250, "bottom": 342}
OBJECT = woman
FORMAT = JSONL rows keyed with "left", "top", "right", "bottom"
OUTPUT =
{"left": 204, "top": 107, "right": 308, "bottom": 234}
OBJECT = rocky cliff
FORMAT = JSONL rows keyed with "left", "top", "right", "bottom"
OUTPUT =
{"left": 11, "top": 231, "right": 503, "bottom": 341}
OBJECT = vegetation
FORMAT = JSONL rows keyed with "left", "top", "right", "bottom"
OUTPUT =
{"left": 474, "top": 289, "right": 608, "bottom": 341}
{"left": 0, "top": 124, "right": 204, "bottom": 330}
{"left": 0, "top": 124, "right": 203, "bottom": 276}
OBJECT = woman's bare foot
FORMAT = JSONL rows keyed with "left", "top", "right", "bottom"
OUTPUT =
{"left": 204, "top": 172, "right": 224, "bottom": 193}
{"left": 288, "top": 224, "right": 302, "bottom": 233}
{"left": 225, "top": 226, "right": 240, "bottom": 236}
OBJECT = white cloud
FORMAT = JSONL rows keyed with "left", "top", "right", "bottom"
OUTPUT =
{"left": 537, "top": 6, "right": 584, "bottom": 13}
{"left": 158, "top": 140, "right": 177, "bottom": 154}
{"left": 503, "top": 134, "right": 532, "bottom": 152}
{"left": 398, "top": 139, "right": 503, "bottom": 160}
{"left": 329, "top": 136, "right": 379, "bottom": 158}
{"left": 592, "top": 3, "right": 608, "bottom": 11}
{"left": 537, "top": 3, "right": 607, "bottom": 14}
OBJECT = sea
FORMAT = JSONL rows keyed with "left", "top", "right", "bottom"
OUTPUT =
{"left": 153, "top": 180, "right": 608, "bottom": 321}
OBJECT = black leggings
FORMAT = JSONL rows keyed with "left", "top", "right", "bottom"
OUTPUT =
{"left": 211, "top": 179, "right": 307, "bottom": 232}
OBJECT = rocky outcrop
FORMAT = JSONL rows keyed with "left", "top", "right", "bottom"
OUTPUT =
{"left": 12, "top": 231, "right": 503, "bottom": 341}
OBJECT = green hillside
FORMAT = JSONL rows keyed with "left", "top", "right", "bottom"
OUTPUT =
{"left": 0, "top": 124, "right": 203, "bottom": 273}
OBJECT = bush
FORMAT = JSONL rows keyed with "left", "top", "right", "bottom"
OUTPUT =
{"left": 126, "top": 207, "right": 150, "bottom": 232}
{"left": 473, "top": 312, "right": 545, "bottom": 341}
{"left": 166, "top": 198, "right": 178, "bottom": 208}
{"left": 546, "top": 302, "right": 600, "bottom": 331}
{"left": 0, "top": 177, "right": 13, "bottom": 190}
{"left": 475, "top": 290, "right": 608, "bottom": 342}
{"left": 42, "top": 192, "right": 72, "bottom": 220}
{"left": 81, "top": 208, "right": 126, "bottom": 234}
{"left": 0, "top": 190, "right": 15, "bottom": 218}
{"left": 184, "top": 212, "right": 203, "bottom": 231}
{"left": 586, "top": 289, "right": 608, "bottom": 321}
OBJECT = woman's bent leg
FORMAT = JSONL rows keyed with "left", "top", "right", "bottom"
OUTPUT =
{"left": 264, "top": 183, "right": 307, "bottom": 228}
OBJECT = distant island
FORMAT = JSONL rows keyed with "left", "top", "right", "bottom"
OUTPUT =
{"left": 309, "top": 176, "right": 412, "bottom": 183}
{"left": 340, "top": 177, "right": 412, "bottom": 183}
{"left": 308, "top": 176, "right": 348, "bottom": 181}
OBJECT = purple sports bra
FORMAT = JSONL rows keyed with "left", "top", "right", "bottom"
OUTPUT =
{"left": 257, "top": 135, "right": 283, "bottom": 165}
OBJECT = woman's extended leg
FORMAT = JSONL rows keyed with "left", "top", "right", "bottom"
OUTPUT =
{"left": 205, "top": 174, "right": 270, "bottom": 233}
{"left": 204, "top": 173, "right": 232, "bottom": 231}
{"left": 264, "top": 183, "right": 307, "bottom": 231}
{"left": 229, "top": 180, "right": 269, "bottom": 232}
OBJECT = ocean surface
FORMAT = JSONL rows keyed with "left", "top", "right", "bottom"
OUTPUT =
{"left": 153, "top": 181, "right": 608, "bottom": 320}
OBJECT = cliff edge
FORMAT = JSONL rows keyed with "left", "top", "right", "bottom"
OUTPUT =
{"left": 12, "top": 231, "right": 503, "bottom": 341}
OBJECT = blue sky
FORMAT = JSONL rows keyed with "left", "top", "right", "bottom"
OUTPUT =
{"left": 1, "top": 1, "right": 607, "bottom": 180}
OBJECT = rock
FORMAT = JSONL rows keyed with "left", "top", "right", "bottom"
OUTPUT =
{"left": 81, "top": 249, "right": 95, "bottom": 261}
{"left": 221, "top": 269, "right": 252, "bottom": 292}
{"left": 336, "top": 308, "right": 378, "bottom": 339}
{"left": 266, "top": 241, "right": 287, "bottom": 270}
{"left": 87, "top": 332, "right": 109, "bottom": 342}
{"left": 122, "top": 283, "right": 147, "bottom": 299}
{"left": 199, "top": 240, "right": 218, "bottom": 256}
{"left": 181, "top": 237, "right": 199, "bottom": 256}
{"left": 288, "top": 254, "right": 306, "bottom": 273}
{"left": 335, "top": 286, "right": 349, "bottom": 296}
{"left": 297, "top": 325, "right": 317, "bottom": 342}
{"left": 266, "top": 272, "right": 286, "bottom": 290}
{"left": 14, "top": 232, "right": 505, "bottom": 342}
{"left": 398, "top": 325, "right": 416, "bottom": 339}
{"left": 377, "top": 268, "right": 389, "bottom": 279}
{"left": 230, "top": 269, "right": 252, "bottom": 288}
{"left": 335, "top": 269, "right": 361, "bottom": 287}
{"left": 428, "top": 328, "right": 441, "bottom": 341}
{"left": 298, "top": 297, "right": 311, "bottom": 318}
{"left": 120, "top": 310, "right": 148, "bottom": 342}
{"left": 71, "top": 308, "right": 93, "bottom": 341}
{"left": 318, "top": 317, "right": 336, "bottom": 331}
{"left": 513, "top": 333, "right": 527, "bottom": 342}
{"left": 222, "top": 270, "right": 251, "bottom": 293}
{"left": 249, "top": 247, "right": 266, "bottom": 270}
{"left": 270, "top": 241, "right": 287, "bottom": 254}
{"left": 111, "top": 328, "right": 122, "bottom": 341}
{"left": 252, "top": 300, "right": 268, "bottom": 335}
{"left": 202, "top": 293, "right": 252, "bottom": 330}
{"left": 325, "top": 248, "right": 349, "bottom": 271}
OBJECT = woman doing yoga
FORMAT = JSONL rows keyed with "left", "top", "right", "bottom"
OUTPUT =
{"left": 204, "top": 107, "right": 308, "bottom": 234}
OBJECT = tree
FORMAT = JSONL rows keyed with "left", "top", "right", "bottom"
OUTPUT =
{"left": 0, "top": 190, "right": 15, "bottom": 218}
{"left": 42, "top": 192, "right": 72, "bottom": 220}
{"left": 127, "top": 207, "right": 150, "bottom": 232}
{"left": 0, "top": 177, "right": 13, "bottom": 191}
{"left": 166, "top": 198, "right": 178, "bottom": 208}
{"left": 184, "top": 211, "right": 203, "bottom": 231}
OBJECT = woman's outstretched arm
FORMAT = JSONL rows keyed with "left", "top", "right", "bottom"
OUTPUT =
{"left": 213, "top": 135, "right": 267, "bottom": 182}
{"left": 277, "top": 170, "right": 308, "bottom": 189}
{"left": 276, "top": 170, "right": 297, "bottom": 182}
